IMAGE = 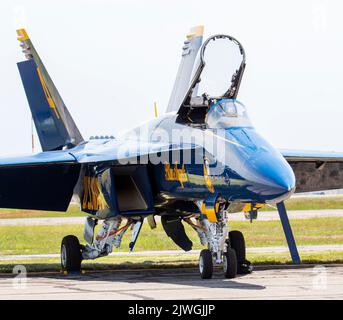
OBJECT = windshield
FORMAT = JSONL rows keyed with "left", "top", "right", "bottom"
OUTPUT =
{"left": 220, "top": 100, "right": 248, "bottom": 117}
{"left": 205, "top": 99, "right": 252, "bottom": 128}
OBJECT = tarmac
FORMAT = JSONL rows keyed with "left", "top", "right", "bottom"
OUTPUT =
{"left": 1, "top": 264, "right": 342, "bottom": 300}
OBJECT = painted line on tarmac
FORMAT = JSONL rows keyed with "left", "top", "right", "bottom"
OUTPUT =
{"left": 1, "top": 209, "right": 343, "bottom": 225}
{"left": 1, "top": 244, "right": 343, "bottom": 261}
{"left": 0, "top": 217, "right": 85, "bottom": 226}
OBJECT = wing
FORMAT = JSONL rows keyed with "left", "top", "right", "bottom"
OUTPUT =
{"left": 0, "top": 139, "right": 198, "bottom": 212}
{"left": 282, "top": 149, "right": 343, "bottom": 193}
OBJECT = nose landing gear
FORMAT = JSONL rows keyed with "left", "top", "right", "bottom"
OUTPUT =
{"left": 196, "top": 212, "right": 253, "bottom": 279}
{"left": 198, "top": 242, "right": 239, "bottom": 279}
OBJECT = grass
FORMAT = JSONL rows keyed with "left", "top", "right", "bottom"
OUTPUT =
{"left": 248, "top": 250, "right": 343, "bottom": 265}
{"left": 1, "top": 196, "right": 343, "bottom": 220}
{"left": 0, "top": 197, "right": 342, "bottom": 272}
{"left": 262, "top": 195, "right": 343, "bottom": 211}
{"left": 1, "top": 217, "right": 343, "bottom": 255}
{"left": 232, "top": 217, "right": 343, "bottom": 247}
{"left": 0, "top": 251, "right": 342, "bottom": 273}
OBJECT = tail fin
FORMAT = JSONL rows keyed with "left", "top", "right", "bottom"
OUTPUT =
{"left": 16, "top": 29, "right": 83, "bottom": 151}
{"left": 166, "top": 26, "right": 204, "bottom": 113}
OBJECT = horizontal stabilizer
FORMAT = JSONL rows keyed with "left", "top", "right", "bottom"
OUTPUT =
{"left": 0, "top": 150, "right": 79, "bottom": 211}
{"left": 0, "top": 163, "right": 80, "bottom": 211}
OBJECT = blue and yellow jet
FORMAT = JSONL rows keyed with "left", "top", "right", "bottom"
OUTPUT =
{"left": 3, "top": 27, "right": 343, "bottom": 279}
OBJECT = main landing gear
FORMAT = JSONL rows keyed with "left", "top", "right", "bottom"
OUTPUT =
{"left": 60, "top": 216, "right": 143, "bottom": 273}
{"left": 61, "top": 235, "right": 82, "bottom": 272}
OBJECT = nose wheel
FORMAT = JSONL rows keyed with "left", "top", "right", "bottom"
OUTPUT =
{"left": 223, "top": 248, "right": 237, "bottom": 278}
{"left": 198, "top": 247, "right": 238, "bottom": 279}
{"left": 199, "top": 249, "right": 213, "bottom": 279}
{"left": 198, "top": 229, "right": 253, "bottom": 279}
{"left": 229, "top": 230, "right": 253, "bottom": 274}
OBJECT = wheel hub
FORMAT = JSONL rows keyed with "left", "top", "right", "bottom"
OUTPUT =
{"left": 199, "top": 256, "right": 204, "bottom": 273}
{"left": 61, "top": 244, "right": 67, "bottom": 268}
{"left": 223, "top": 255, "right": 227, "bottom": 273}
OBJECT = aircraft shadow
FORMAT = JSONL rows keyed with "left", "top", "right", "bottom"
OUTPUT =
{"left": 1, "top": 262, "right": 265, "bottom": 291}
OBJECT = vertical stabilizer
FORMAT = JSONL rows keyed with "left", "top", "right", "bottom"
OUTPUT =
{"left": 16, "top": 29, "right": 83, "bottom": 151}
{"left": 166, "top": 26, "right": 204, "bottom": 113}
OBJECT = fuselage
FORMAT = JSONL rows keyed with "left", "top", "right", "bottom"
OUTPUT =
{"left": 120, "top": 99, "right": 296, "bottom": 206}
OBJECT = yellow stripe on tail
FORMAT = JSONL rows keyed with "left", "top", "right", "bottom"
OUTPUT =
{"left": 16, "top": 29, "right": 29, "bottom": 41}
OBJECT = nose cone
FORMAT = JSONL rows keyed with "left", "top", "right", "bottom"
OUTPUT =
{"left": 246, "top": 151, "right": 296, "bottom": 201}
{"left": 224, "top": 127, "right": 295, "bottom": 202}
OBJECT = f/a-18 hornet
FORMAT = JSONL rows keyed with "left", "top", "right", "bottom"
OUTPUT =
{"left": 4, "top": 26, "right": 343, "bottom": 279}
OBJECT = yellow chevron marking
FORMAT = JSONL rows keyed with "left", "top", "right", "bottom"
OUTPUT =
{"left": 36, "top": 67, "right": 60, "bottom": 119}
{"left": 16, "top": 29, "right": 29, "bottom": 41}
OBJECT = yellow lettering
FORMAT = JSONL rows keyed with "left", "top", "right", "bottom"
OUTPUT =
{"left": 164, "top": 162, "right": 188, "bottom": 187}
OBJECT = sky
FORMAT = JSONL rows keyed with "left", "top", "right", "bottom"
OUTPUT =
{"left": 0, "top": 0, "right": 342, "bottom": 155}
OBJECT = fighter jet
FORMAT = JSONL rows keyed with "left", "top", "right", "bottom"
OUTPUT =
{"left": 3, "top": 26, "right": 343, "bottom": 279}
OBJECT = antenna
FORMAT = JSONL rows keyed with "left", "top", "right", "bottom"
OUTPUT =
{"left": 154, "top": 101, "right": 158, "bottom": 118}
